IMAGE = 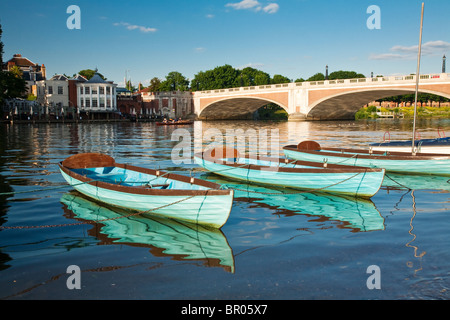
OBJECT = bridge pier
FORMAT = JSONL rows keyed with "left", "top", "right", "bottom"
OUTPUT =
{"left": 288, "top": 112, "right": 308, "bottom": 121}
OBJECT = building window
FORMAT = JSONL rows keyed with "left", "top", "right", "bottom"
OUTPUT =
{"left": 58, "top": 86, "right": 63, "bottom": 94}
{"left": 85, "top": 99, "right": 90, "bottom": 108}
{"left": 48, "top": 86, "right": 53, "bottom": 94}
{"left": 85, "top": 87, "right": 90, "bottom": 94}
{"left": 106, "top": 87, "right": 111, "bottom": 94}
{"left": 92, "top": 98, "right": 98, "bottom": 108}
{"left": 92, "top": 87, "right": 98, "bottom": 94}
{"left": 99, "top": 87, "right": 105, "bottom": 94}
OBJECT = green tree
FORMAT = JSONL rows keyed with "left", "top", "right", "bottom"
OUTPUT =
{"left": 191, "top": 70, "right": 215, "bottom": 91}
{"left": 159, "top": 71, "right": 189, "bottom": 91}
{"left": 239, "top": 67, "right": 271, "bottom": 86}
{"left": 9, "top": 65, "right": 23, "bottom": 79}
{"left": 0, "top": 71, "right": 27, "bottom": 103}
{"left": 212, "top": 64, "right": 239, "bottom": 89}
{"left": 77, "top": 69, "right": 106, "bottom": 80}
{"left": 307, "top": 73, "right": 325, "bottom": 81}
{"left": 328, "top": 70, "right": 365, "bottom": 80}
{"left": 148, "top": 77, "right": 161, "bottom": 92}
{"left": 271, "top": 74, "right": 291, "bottom": 84}
{"left": 191, "top": 65, "right": 239, "bottom": 91}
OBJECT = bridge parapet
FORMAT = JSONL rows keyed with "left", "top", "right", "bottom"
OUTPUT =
{"left": 194, "top": 73, "right": 450, "bottom": 96}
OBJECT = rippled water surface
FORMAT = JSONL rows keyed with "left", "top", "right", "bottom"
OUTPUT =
{"left": 0, "top": 119, "right": 449, "bottom": 300}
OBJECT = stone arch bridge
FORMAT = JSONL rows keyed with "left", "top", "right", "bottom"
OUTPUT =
{"left": 192, "top": 73, "right": 450, "bottom": 120}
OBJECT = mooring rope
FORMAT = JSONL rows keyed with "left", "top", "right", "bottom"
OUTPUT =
{"left": 0, "top": 193, "right": 198, "bottom": 230}
{"left": 0, "top": 171, "right": 172, "bottom": 197}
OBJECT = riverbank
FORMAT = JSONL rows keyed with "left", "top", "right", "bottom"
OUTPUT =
{"left": 0, "top": 118, "right": 158, "bottom": 124}
{"left": 356, "top": 105, "right": 450, "bottom": 120}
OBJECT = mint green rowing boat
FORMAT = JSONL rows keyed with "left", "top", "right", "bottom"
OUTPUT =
{"left": 194, "top": 148, "right": 385, "bottom": 198}
{"left": 283, "top": 141, "right": 450, "bottom": 176}
{"left": 59, "top": 153, "right": 233, "bottom": 228}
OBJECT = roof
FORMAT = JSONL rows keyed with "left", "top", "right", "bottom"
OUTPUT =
{"left": 70, "top": 74, "right": 88, "bottom": 82}
{"left": 6, "top": 54, "right": 36, "bottom": 67}
{"left": 85, "top": 71, "right": 108, "bottom": 84}
{"left": 50, "top": 74, "right": 69, "bottom": 81}
{"left": 116, "top": 87, "right": 131, "bottom": 93}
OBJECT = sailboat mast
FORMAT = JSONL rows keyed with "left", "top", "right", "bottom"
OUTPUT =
{"left": 412, "top": 2, "right": 425, "bottom": 153}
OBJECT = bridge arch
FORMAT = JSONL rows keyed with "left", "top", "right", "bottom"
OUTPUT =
{"left": 306, "top": 88, "right": 450, "bottom": 120}
{"left": 198, "top": 96, "right": 289, "bottom": 120}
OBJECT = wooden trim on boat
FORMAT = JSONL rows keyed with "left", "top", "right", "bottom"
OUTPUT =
{"left": 283, "top": 144, "right": 450, "bottom": 161}
{"left": 59, "top": 154, "right": 232, "bottom": 197}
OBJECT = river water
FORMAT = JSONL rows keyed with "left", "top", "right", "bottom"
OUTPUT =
{"left": 0, "top": 118, "right": 449, "bottom": 301}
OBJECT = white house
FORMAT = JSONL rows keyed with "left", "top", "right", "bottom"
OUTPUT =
{"left": 36, "top": 75, "right": 70, "bottom": 114}
{"left": 77, "top": 70, "right": 117, "bottom": 117}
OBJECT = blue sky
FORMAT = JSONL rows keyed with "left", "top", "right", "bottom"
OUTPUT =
{"left": 1, "top": 0, "right": 449, "bottom": 87}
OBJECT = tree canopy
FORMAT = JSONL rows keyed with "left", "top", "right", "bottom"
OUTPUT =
{"left": 190, "top": 64, "right": 292, "bottom": 91}
{"left": 159, "top": 71, "right": 189, "bottom": 91}
{"left": 77, "top": 69, "right": 106, "bottom": 80}
{"left": 328, "top": 70, "right": 365, "bottom": 80}
{"left": 148, "top": 77, "right": 161, "bottom": 92}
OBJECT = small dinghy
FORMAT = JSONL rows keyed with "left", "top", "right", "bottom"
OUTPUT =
{"left": 283, "top": 141, "right": 450, "bottom": 176}
{"left": 59, "top": 153, "right": 233, "bottom": 228}
{"left": 194, "top": 147, "right": 385, "bottom": 198}
{"left": 369, "top": 136, "right": 450, "bottom": 154}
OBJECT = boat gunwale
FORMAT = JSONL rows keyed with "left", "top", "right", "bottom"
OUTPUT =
{"left": 283, "top": 145, "right": 450, "bottom": 160}
{"left": 59, "top": 155, "right": 232, "bottom": 197}
{"left": 195, "top": 152, "right": 384, "bottom": 174}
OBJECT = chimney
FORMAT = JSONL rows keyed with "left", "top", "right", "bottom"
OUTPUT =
{"left": 42, "top": 64, "right": 46, "bottom": 79}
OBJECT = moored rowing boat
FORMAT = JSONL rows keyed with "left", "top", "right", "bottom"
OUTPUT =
{"left": 59, "top": 153, "right": 233, "bottom": 228}
{"left": 283, "top": 141, "right": 450, "bottom": 176}
{"left": 194, "top": 147, "right": 385, "bottom": 198}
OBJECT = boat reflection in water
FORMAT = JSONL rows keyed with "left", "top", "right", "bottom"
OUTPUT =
{"left": 60, "top": 192, "right": 235, "bottom": 273}
{"left": 382, "top": 173, "right": 450, "bottom": 192}
{"left": 200, "top": 174, "right": 385, "bottom": 232}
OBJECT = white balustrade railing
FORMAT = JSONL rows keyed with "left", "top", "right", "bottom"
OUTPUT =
{"left": 195, "top": 73, "right": 450, "bottom": 96}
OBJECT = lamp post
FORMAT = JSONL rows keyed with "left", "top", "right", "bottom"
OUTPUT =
{"left": 443, "top": 55, "right": 446, "bottom": 73}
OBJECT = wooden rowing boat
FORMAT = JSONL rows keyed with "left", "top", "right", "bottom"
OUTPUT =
{"left": 283, "top": 141, "right": 450, "bottom": 176}
{"left": 194, "top": 147, "right": 385, "bottom": 198}
{"left": 59, "top": 153, "right": 233, "bottom": 228}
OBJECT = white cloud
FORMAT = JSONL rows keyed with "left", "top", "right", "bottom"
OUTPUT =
{"left": 206, "top": 14, "right": 215, "bottom": 19}
{"left": 195, "top": 47, "right": 206, "bottom": 53}
{"left": 113, "top": 22, "right": 157, "bottom": 33}
{"left": 369, "top": 53, "right": 407, "bottom": 60}
{"left": 263, "top": 3, "right": 279, "bottom": 14}
{"left": 226, "top": 0, "right": 261, "bottom": 11}
{"left": 225, "top": 0, "right": 279, "bottom": 13}
{"left": 369, "top": 40, "right": 450, "bottom": 60}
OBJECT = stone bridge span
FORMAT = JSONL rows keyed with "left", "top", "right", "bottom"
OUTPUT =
{"left": 192, "top": 73, "right": 450, "bottom": 120}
